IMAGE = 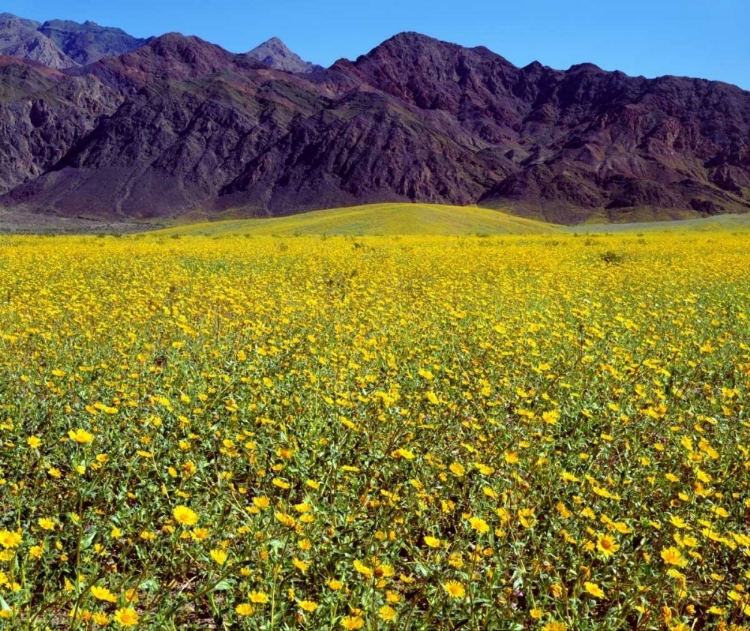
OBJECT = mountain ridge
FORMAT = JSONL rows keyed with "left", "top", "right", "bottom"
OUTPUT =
{"left": 0, "top": 26, "right": 748, "bottom": 224}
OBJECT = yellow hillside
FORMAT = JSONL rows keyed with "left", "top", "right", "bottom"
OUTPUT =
{"left": 153, "top": 203, "right": 559, "bottom": 236}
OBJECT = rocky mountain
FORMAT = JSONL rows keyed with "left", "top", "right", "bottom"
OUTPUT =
{"left": 37, "top": 19, "right": 150, "bottom": 65}
{"left": 0, "top": 30, "right": 748, "bottom": 224}
{"left": 0, "top": 14, "right": 76, "bottom": 69}
{"left": 246, "top": 37, "right": 322, "bottom": 73}
{"left": 0, "top": 14, "right": 147, "bottom": 68}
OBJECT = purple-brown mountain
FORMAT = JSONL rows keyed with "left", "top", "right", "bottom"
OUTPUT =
{"left": 1, "top": 30, "right": 749, "bottom": 223}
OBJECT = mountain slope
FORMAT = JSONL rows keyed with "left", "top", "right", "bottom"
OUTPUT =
{"left": 246, "top": 37, "right": 322, "bottom": 73}
{"left": 0, "top": 30, "right": 748, "bottom": 224}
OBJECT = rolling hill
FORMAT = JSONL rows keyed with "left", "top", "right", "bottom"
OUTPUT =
{"left": 150, "top": 203, "right": 560, "bottom": 236}
{"left": 151, "top": 203, "right": 750, "bottom": 238}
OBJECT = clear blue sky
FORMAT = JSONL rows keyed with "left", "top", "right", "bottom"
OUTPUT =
{"left": 8, "top": 0, "right": 750, "bottom": 89}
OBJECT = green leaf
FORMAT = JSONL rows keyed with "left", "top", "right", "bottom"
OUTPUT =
{"left": 139, "top": 578, "right": 160, "bottom": 592}
{"left": 81, "top": 530, "right": 97, "bottom": 550}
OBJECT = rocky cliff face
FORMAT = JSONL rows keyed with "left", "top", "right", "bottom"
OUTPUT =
{"left": 0, "top": 30, "right": 748, "bottom": 223}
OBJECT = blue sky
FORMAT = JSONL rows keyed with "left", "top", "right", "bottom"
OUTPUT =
{"left": 8, "top": 0, "right": 750, "bottom": 89}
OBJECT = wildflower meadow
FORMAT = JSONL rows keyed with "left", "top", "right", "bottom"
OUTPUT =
{"left": 1, "top": 231, "right": 749, "bottom": 630}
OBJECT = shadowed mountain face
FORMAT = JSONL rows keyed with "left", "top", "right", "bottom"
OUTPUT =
{"left": 246, "top": 37, "right": 322, "bottom": 73}
{"left": 0, "top": 30, "right": 749, "bottom": 223}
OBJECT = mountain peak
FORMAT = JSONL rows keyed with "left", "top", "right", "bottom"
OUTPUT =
{"left": 85, "top": 31, "right": 275, "bottom": 91}
{"left": 376, "top": 31, "right": 464, "bottom": 53}
{"left": 246, "top": 37, "right": 321, "bottom": 73}
{"left": 387, "top": 31, "right": 441, "bottom": 44}
{"left": 568, "top": 62, "right": 604, "bottom": 73}
{"left": 359, "top": 30, "right": 512, "bottom": 68}
{"left": 143, "top": 32, "right": 231, "bottom": 62}
{"left": 110, "top": 32, "right": 237, "bottom": 78}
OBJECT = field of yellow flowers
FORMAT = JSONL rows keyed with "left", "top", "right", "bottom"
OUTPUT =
{"left": 1, "top": 231, "right": 750, "bottom": 630}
